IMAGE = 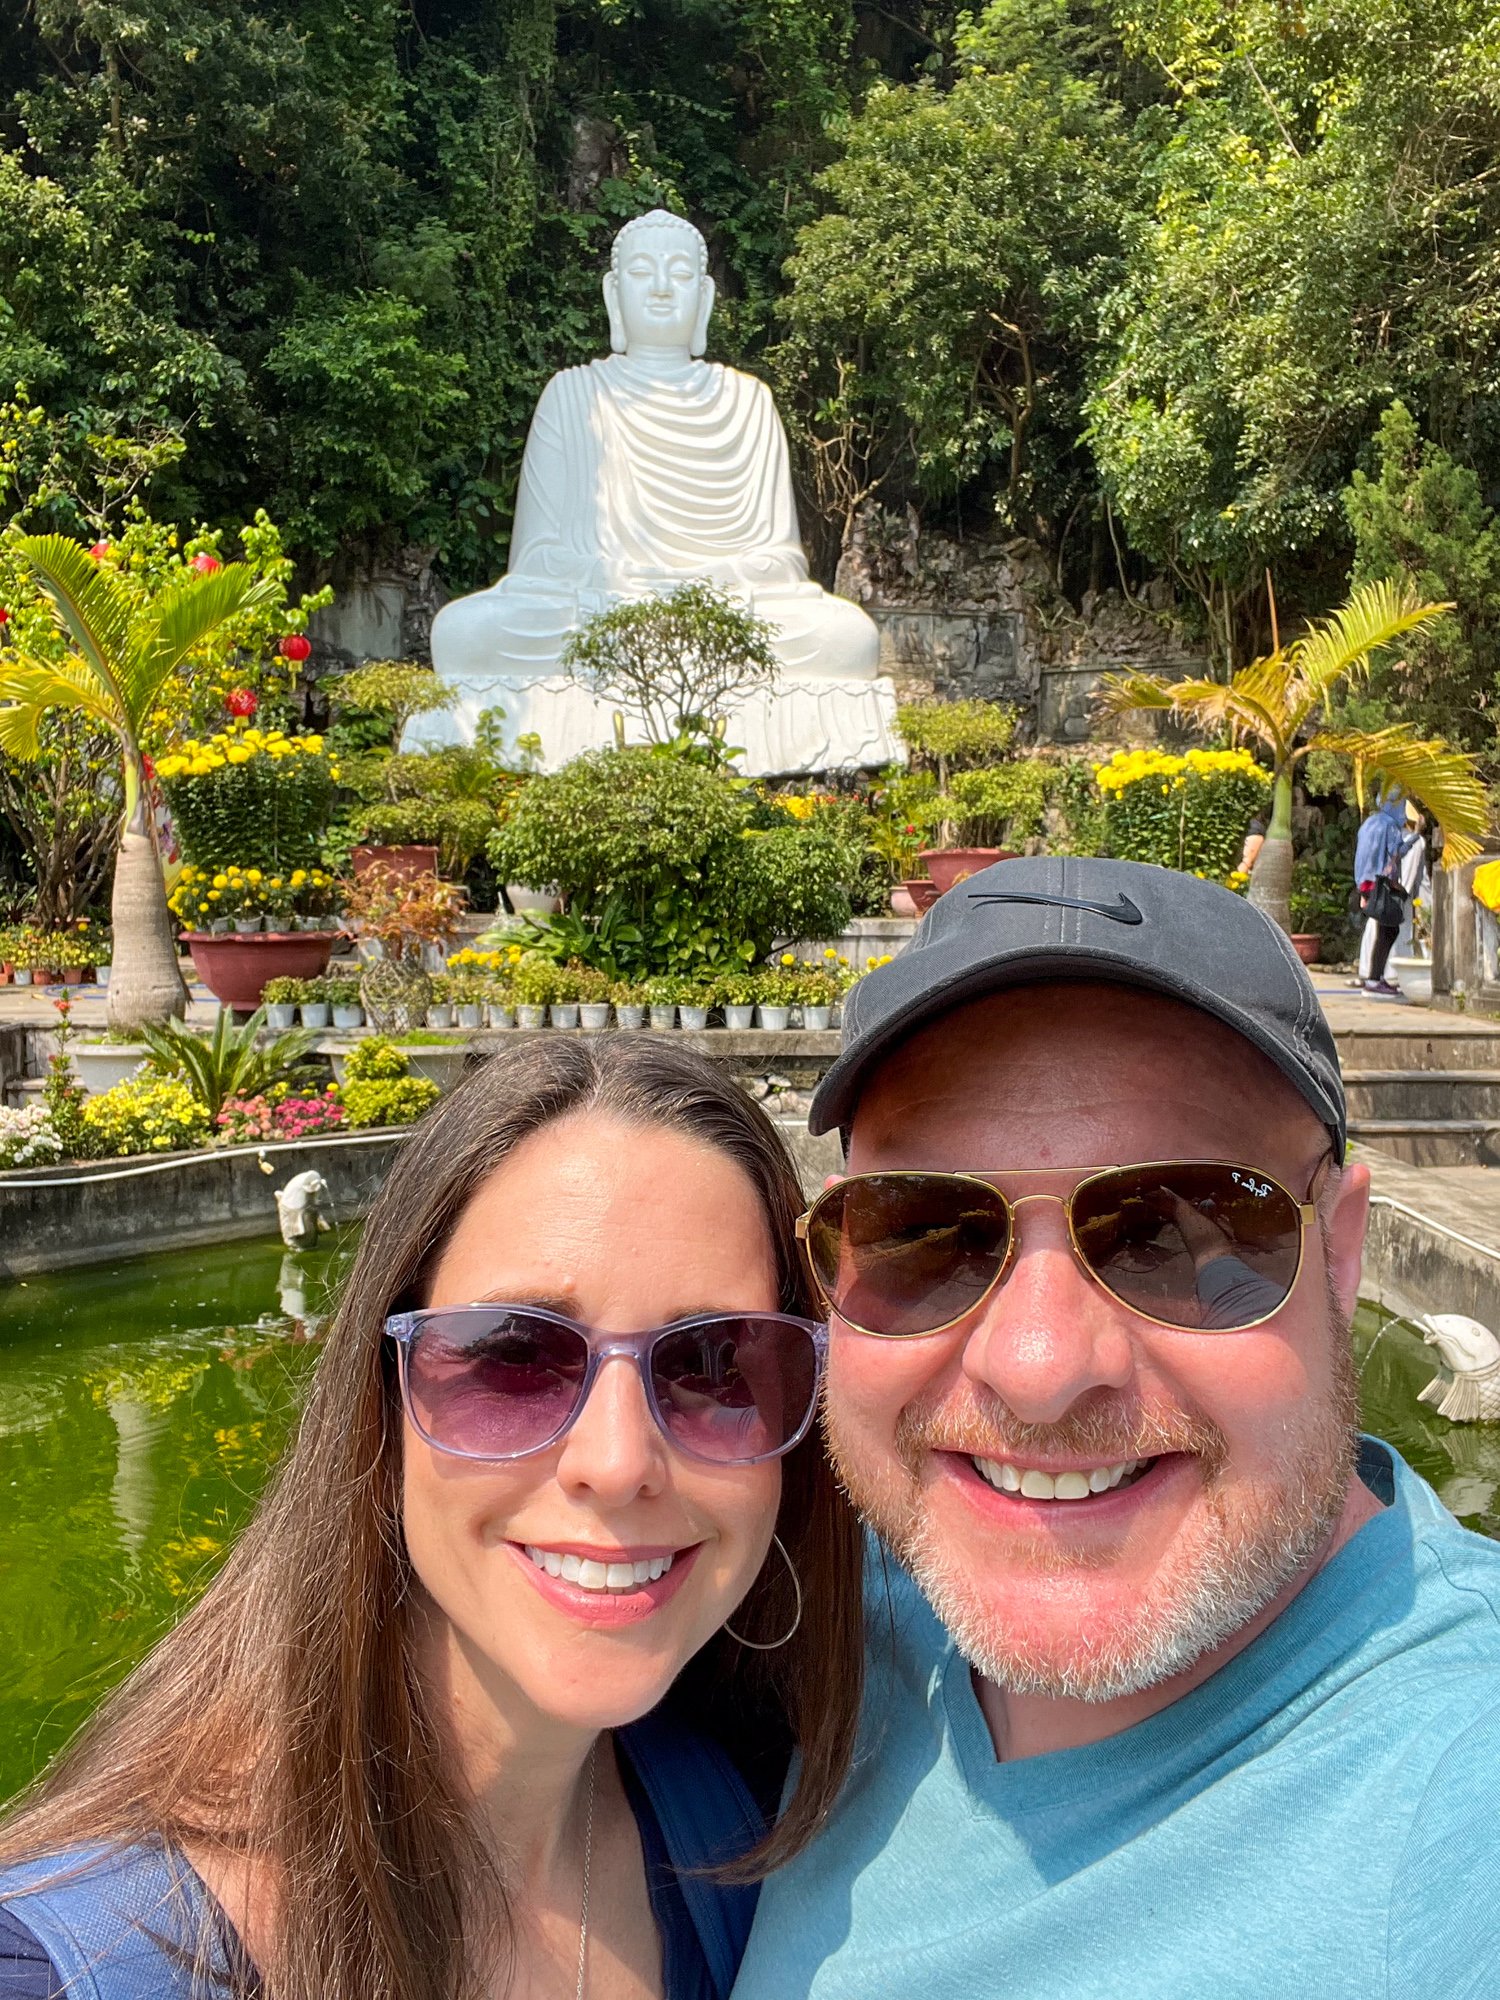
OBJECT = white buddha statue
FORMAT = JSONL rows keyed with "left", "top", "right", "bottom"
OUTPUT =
{"left": 422, "top": 210, "right": 897, "bottom": 774}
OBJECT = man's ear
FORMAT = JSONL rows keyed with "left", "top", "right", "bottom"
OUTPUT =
{"left": 1321, "top": 1156, "right": 1370, "bottom": 1325}
{"left": 604, "top": 271, "right": 626, "bottom": 353}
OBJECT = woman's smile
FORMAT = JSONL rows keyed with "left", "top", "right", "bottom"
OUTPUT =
{"left": 507, "top": 1538, "right": 704, "bottom": 1625}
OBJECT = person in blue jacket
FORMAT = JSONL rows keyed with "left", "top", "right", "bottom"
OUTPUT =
{"left": 0, "top": 1035, "right": 860, "bottom": 2000}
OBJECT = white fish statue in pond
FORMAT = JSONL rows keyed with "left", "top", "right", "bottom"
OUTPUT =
{"left": 1417, "top": 1313, "right": 1500, "bottom": 1423}
{"left": 275, "top": 1169, "right": 334, "bottom": 1251}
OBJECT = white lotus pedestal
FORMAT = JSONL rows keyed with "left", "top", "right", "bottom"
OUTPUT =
{"left": 407, "top": 671, "right": 901, "bottom": 776}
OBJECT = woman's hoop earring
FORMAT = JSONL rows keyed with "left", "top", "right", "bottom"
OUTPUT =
{"left": 724, "top": 1534, "right": 802, "bottom": 1651}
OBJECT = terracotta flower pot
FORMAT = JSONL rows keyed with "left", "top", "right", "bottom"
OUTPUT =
{"left": 351, "top": 844, "right": 440, "bottom": 884}
{"left": 1290, "top": 933, "right": 1322, "bottom": 965}
{"left": 919, "top": 848, "right": 1017, "bottom": 896}
{"left": 183, "top": 930, "right": 338, "bottom": 1012}
{"left": 903, "top": 877, "right": 941, "bottom": 915}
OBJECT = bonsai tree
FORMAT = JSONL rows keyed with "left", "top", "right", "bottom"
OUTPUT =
{"left": 562, "top": 582, "right": 779, "bottom": 758}
{"left": 1097, "top": 580, "right": 1488, "bottom": 934}
{"left": 0, "top": 535, "right": 276, "bottom": 1026}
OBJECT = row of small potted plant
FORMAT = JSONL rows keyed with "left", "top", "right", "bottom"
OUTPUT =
{"left": 417, "top": 953, "right": 879, "bottom": 1033}
{"left": 0, "top": 923, "right": 111, "bottom": 984}
{"left": 169, "top": 863, "right": 342, "bottom": 933}
{"left": 262, "top": 975, "right": 365, "bottom": 1031}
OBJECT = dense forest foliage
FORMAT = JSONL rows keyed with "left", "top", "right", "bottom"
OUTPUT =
{"left": 3, "top": 0, "right": 1499, "bottom": 723}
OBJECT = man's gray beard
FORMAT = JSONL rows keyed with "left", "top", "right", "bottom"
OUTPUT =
{"left": 831, "top": 1309, "right": 1360, "bottom": 1704}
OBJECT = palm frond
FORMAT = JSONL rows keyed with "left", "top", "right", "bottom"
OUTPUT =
{"left": 1094, "top": 672, "right": 1178, "bottom": 715}
{"left": 123, "top": 566, "right": 281, "bottom": 725}
{"left": 0, "top": 656, "right": 123, "bottom": 759}
{"left": 1096, "top": 670, "right": 1287, "bottom": 760}
{"left": 1289, "top": 579, "right": 1453, "bottom": 702}
{"left": 1307, "top": 725, "right": 1489, "bottom": 866}
{"left": 12, "top": 535, "right": 134, "bottom": 721}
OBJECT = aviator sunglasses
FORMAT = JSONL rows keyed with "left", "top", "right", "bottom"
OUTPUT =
{"left": 797, "top": 1159, "right": 1327, "bottom": 1338}
{"left": 386, "top": 1304, "right": 826, "bottom": 1465}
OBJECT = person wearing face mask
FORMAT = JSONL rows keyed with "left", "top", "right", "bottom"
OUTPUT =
{"left": 0, "top": 1039, "right": 861, "bottom": 2000}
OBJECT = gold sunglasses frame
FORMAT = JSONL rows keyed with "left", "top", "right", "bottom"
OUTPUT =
{"left": 795, "top": 1159, "right": 1321, "bottom": 1339}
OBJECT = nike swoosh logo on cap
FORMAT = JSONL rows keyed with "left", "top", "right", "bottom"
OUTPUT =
{"left": 968, "top": 889, "right": 1145, "bottom": 925}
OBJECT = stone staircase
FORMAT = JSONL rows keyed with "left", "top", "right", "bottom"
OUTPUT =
{"left": 1334, "top": 1013, "right": 1500, "bottom": 1166}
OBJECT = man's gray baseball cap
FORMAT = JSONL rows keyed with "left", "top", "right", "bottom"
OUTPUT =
{"left": 810, "top": 855, "right": 1346, "bottom": 1152}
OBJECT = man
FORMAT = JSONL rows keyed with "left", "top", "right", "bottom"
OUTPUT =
{"left": 734, "top": 856, "right": 1500, "bottom": 1999}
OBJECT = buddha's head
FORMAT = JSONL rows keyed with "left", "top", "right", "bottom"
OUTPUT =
{"left": 605, "top": 210, "right": 715, "bottom": 359}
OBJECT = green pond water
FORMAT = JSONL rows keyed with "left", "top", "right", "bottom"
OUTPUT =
{"left": 2, "top": 1250, "right": 1498, "bottom": 1806}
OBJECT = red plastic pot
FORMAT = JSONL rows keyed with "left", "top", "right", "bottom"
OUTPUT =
{"left": 919, "top": 848, "right": 1017, "bottom": 896}
{"left": 183, "top": 930, "right": 339, "bottom": 1012}
{"left": 351, "top": 843, "right": 440, "bottom": 884}
{"left": 61, "top": 967, "right": 84, "bottom": 985}
{"left": 900, "top": 877, "right": 941, "bottom": 915}
{"left": 1290, "top": 932, "right": 1322, "bottom": 965}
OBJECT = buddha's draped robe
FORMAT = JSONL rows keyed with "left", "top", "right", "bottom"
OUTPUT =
{"left": 431, "top": 355, "right": 879, "bottom": 679}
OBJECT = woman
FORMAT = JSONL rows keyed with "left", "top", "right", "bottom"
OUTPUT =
{"left": 1353, "top": 790, "right": 1415, "bottom": 997}
{"left": 0, "top": 1037, "right": 862, "bottom": 1999}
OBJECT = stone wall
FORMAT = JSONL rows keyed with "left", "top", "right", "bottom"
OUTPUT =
{"left": 312, "top": 513, "right": 1205, "bottom": 749}
{"left": 837, "top": 505, "right": 1204, "bottom": 745}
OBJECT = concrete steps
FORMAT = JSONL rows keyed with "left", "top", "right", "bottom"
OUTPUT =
{"left": 1332, "top": 1015, "right": 1500, "bottom": 1165}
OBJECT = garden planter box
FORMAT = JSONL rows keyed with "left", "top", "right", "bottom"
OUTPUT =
{"left": 183, "top": 930, "right": 337, "bottom": 1012}
{"left": 73, "top": 1044, "right": 150, "bottom": 1095}
{"left": 919, "top": 848, "right": 1017, "bottom": 896}
{"left": 351, "top": 844, "right": 439, "bottom": 883}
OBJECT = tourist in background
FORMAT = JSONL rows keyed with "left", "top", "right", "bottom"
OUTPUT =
{"left": 1354, "top": 790, "right": 1415, "bottom": 997}
{"left": 0, "top": 1039, "right": 860, "bottom": 2000}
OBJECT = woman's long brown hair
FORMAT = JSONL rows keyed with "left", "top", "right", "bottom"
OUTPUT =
{"left": 0, "top": 1037, "right": 864, "bottom": 1998}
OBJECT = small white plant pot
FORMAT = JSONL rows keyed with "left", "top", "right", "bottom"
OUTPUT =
{"left": 550, "top": 1003, "right": 580, "bottom": 1029}
{"left": 426, "top": 1005, "right": 454, "bottom": 1029}
{"left": 485, "top": 1003, "right": 515, "bottom": 1029}
{"left": 802, "top": 1005, "right": 832, "bottom": 1030}
{"left": 579, "top": 1003, "right": 612, "bottom": 1032}
{"left": 516, "top": 1004, "right": 547, "bottom": 1030}
{"left": 95, "top": 965, "right": 111, "bottom": 988}
{"left": 614, "top": 1004, "right": 645, "bottom": 1030}
{"left": 724, "top": 1004, "right": 755, "bottom": 1031}
{"left": 756, "top": 1005, "right": 790, "bottom": 1031}
{"left": 1390, "top": 954, "right": 1432, "bottom": 1004}
{"left": 678, "top": 1005, "right": 709, "bottom": 1031}
{"left": 649, "top": 1005, "right": 677, "bottom": 1030}
{"left": 457, "top": 1004, "right": 484, "bottom": 1029}
{"left": 234, "top": 918, "right": 263, "bottom": 935}
{"left": 266, "top": 1003, "right": 298, "bottom": 1031}
{"left": 830, "top": 1001, "right": 843, "bottom": 1028}
{"left": 13, "top": 969, "right": 32, "bottom": 986}
{"left": 208, "top": 918, "right": 232, "bottom": 936}
{"left": 299, "top": 1002, "right": 330, "bottom": 1030}
{"left": 332, "top": 1005, "right": 364, "bottom": 1030}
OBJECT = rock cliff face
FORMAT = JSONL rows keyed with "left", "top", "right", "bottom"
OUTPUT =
{"left": 836, "top": 504, "right": 1204, "bottom": 743}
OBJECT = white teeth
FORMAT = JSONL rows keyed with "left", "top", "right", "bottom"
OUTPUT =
{"left": 524, "top": 1545, "right": 675, "bottom": 1591}
{"left": 973, "top": 1458, "right": 1146, "bottom": 1502}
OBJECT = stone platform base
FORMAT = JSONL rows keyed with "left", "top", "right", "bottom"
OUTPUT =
{"left": 406, "top": 671, "right": 902, "bottom": 777}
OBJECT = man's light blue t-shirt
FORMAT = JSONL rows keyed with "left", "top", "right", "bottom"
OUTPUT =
{"left": 734, "top": 1441, "right": 1500, "bottom": 1999}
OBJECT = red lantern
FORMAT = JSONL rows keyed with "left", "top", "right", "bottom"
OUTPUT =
{"left": 226, "top": 687, "right": 258, "bottom": 718}
{"left": 191, "top": 552, "right": 222, "bottom": 574}
{"left": 280, "top": 633, "right": 312, "bottom": 663}
{"left": 88, "top": 540, "right": 111, "bottom": 561}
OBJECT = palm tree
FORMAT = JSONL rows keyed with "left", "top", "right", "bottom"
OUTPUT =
{"left": 1097, "top": 579, "right": 1490, "bottom": 934}
{"left": 0, "top": 535, "right": 277, "bottom": 1028}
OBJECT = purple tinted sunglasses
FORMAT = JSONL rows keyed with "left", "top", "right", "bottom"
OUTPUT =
{"left": 386, "top": 1304, "right": 827, "bottom": 1466}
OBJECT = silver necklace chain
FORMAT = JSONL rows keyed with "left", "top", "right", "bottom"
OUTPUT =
{"left": 574, "top": 1740, "right": 598, "bottom": 2000}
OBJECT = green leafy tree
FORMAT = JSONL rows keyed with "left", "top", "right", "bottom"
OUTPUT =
{"left": 562, "top": 584, "right": 780, "bottom": 756}
{"left": 1099, "top": 580, "right": 1488, "bottom": 932}
{"left": 1343, "top": 401, "right": 1500, "bottom": 753}
{"left": 780, "top": 0, "right": 1135, "bottom": 540}
{"left": 0, "top": 537, "right": 277, "bottom": 1026}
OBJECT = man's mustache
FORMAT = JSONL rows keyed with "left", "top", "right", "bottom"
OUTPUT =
{"left": 894, "top": 1390, "right": 1228, "bottom": 1476}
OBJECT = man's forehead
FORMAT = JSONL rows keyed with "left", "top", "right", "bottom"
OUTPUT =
{"left": 847, "top": 981, "right": 1325, "bottom": 1170}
